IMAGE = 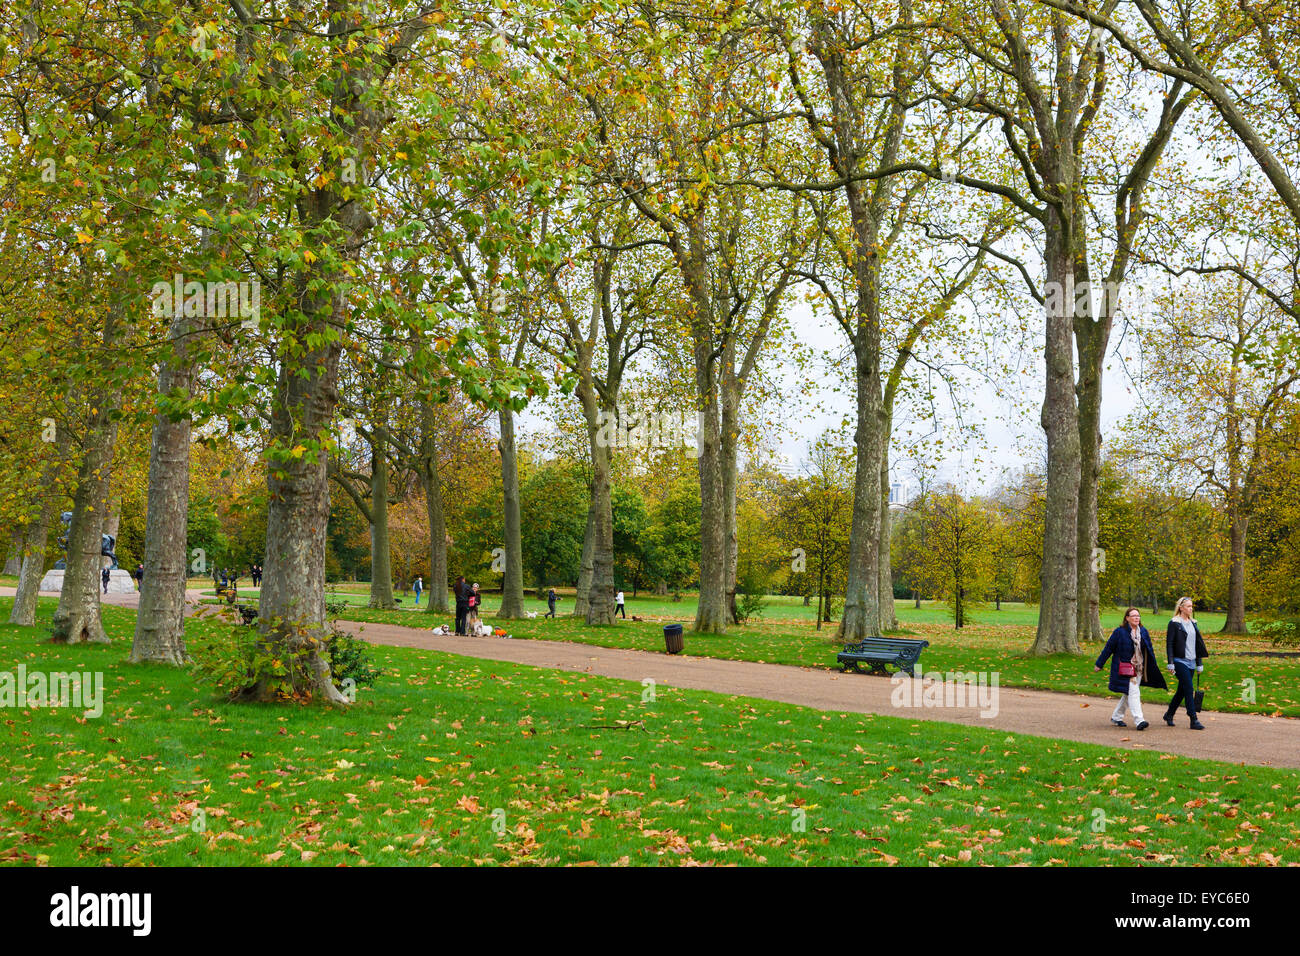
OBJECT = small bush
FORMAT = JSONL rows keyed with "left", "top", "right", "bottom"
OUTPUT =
{"left": 325, "top": 627, "right": 380, "bottom": 690}
{"left": 1255, "top": 618, "right": 1300, "bottom": 648}
{"left": 190, "top": 621, "right": 378, "bottom": 701}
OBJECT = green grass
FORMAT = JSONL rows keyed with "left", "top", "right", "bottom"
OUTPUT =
{"left": 0, "top": 598, "right": 1296, "bottom": 866}
{"left": 340, "top": 598, "right": 1300, "bottom": 719}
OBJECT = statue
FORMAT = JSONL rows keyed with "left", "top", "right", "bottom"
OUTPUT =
{"left": 51, "top": 511, "right": 118, "bottom": 570}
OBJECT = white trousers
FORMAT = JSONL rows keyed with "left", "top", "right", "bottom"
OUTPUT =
{"left": 1110, "top": 677, "right": 1144, "bottom": 723}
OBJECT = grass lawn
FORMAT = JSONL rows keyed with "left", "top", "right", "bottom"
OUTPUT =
{"left": 337, "top": 596, "right": 1300, "bottom": 719}
{"left": 1, "top": 597, "right": 1296, "bottom": 866}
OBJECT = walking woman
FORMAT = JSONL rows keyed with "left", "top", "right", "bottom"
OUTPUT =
{"left": 1095, "top": 607, "right": 1167, "bottom": 730}
{"left": 1164, "top": 596, "right": 1208, "bottom": 730}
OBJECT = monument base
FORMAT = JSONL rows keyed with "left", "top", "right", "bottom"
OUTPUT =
{"left": 39, "top": 568, "right": 137, "bottom": 594}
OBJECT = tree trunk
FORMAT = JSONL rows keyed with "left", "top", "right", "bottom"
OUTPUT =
{"left": 724, "top": 473, "right": 739, "bottom": 627}
{"left": 694, "top": 391, "right": 728, "bottom": 634}
{"left": 815, "top": 559, "right": 825, "bottom": 631}
{"left": 419, "top": 404, "right": 449, "bottom": 614}
{"left": 1222, "top": 406, "right": 1249, "bottom": 632}
{"left": 1030, "top": 230, "right": 1082, "bottom": 654}
{"left": 9, "top": 504, "right": 55, "bottom": 627}
{"left": 586, "top": 429, "right": 615, "bottom": 626}
{"left": 251, "top": 287, "right": 347, "bottom": 705}
{"left": 50, "top": 400, "right": 117, "bottom": 645}
{"left": 132, "top": 313, "right": 196, "bottom": 664}
{"left": 878, "top": 443, "right": 897, "bottom": 631}
{"left": 367, "top": 432, "right": 395, "bottom": 609}
{"left": 721, "top": 393, "right": 741, "bottom": 626}
{"left": 497, "top": 407, "right": 524, "bottom": 618}
{"left": 101, "top": 496, "right": 120, "bottom": 563}
{"left": 1223, "top": 509, "right": 1248, "bottom": 633}
{"left": 838, "top": 346, "right": 885, "bottom": 642}
{"left": 3, "top": 529, "right": 21, "bottom": 576}
{"left": 1075, "top": 316, "right": 1105, "bottom": 645}
{"left": 574, "top": 500, "right": 595, "bottom": 618}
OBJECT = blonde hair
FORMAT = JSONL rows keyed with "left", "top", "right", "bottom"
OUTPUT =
{"left": 1175, "top": 596, "right": 1195, "bottom": 619}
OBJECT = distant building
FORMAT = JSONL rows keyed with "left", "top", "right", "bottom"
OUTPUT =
{"left": 889, "top": 482, "right": 907, "bottom": 508}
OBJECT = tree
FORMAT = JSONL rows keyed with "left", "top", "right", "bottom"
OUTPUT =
{"left": 520, "top": 462, "right": 589, "bottom": 589}
{"left": 915, "top": 0, "right": 1195, "bottom": 653}
{"left": 643, "top": 477, "right": 702, "bottom": 599}
{"left": 773, "top": 436, "right": 853, "bottom": 630}
{"left": 915, "top": 487, "right": 995, "bottom": 628}
{"left": 1120, "top": 274, "right": 1298, "bottom": 631}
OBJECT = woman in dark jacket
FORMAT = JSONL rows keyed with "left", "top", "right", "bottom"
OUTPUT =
{"left": 1163, "top": 596, "right": 1208, "bottom": 730}
{"left": 1095, "top": 607, "right": 1167, "bottom": 730}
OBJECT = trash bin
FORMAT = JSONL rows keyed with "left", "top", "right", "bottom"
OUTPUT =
{"left": 663, "top": 623, "right": 684, "bottom": 655}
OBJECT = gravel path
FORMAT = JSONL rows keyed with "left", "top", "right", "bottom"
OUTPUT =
{"left": 337, "top": 618, "right": 1300, "bottom": 770}
{"left": 9, "top": 586, "right": 1297, "bottom": 769}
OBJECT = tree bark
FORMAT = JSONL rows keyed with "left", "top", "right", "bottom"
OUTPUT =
{"left": 419, "top": 403, "right": 448, "bottom": 613}
{"left": 252, "top": 285, "right": 347, "bottom": 705}
{"left": 878, "top": 444, "right": 898, "bottom": 631}
{"left": 1223, "top": 503, "right": 1248, "bottom": 633}
{"left": 1075, "top": 329, "right": 1104, "bottom": 644}
{"left": 721, "top": 393, "right": 740, "bottom": 626}
{"left": 367, "top": 431, "right": 395, "bottom": 609}
{"left": 9, "top": 506, "right": 54, "bottom": 627}
{"left": 838, "top": 346, "right": 885, "bottom": 642}
{"left": 693, "top": 388, "right": 728, "bottom": 634}
{"left": 586, "top": 429, "right": 615, "bottom": 626}
{"left": 1031, "top": 228, "right": 1082, "bottom": 654}
{"left": 574, "top": 500, "right": 595, "bottom": 618}
{"left": 497, "top": 407, "right": 524, "bottom": 618}
{"left": 3, "top": 530, "right": 21, "bottom": 576}
{"left": 50, "top": 400, "right": 117, "bottom": 645}
{"left": 574, "top": 368, "right": 616, "bottom": 626}
{"left": 131, "top": 313, "right": 195, "bottom": 664}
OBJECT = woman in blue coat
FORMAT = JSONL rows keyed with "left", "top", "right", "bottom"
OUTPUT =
{"left": 1094, "top": 607, "right": 1167, "bottom": 730}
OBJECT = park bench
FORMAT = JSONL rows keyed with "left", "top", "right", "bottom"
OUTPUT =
{"left": 837, "top": 637, "right": 929, "bottom": 676}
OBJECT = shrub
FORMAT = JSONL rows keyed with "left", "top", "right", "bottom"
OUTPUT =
{"left": 325, "top": 627, "right": 380, "bottom": 691}
{"left": 736, "top": 589, "right": 767, "bottom": 623}
{"left": 191, "top": 621, "right": 378, "bottom": 701}
{"left": 1254, "top": 618, "right": 1300, "bottom": 648}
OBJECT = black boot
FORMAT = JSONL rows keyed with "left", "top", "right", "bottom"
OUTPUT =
{"left": 1190, "top": 718, "right": 1205, "bottom": 730}
{"left": 1163, "top": 710, "right": 1175, "bottom": 727}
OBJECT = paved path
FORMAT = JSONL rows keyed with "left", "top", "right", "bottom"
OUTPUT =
{"left": 336, "top": 618, "right": 1300, "bottom": 770}
{"left": 9, "top": 586, "right": 1297, "bottom": 769}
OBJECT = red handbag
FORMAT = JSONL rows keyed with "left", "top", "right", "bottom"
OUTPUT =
{"left": 1118, "top": 661, "right": 1135, "bottom": 677}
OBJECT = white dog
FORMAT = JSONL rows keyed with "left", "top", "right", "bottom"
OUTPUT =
{"left": 475, "top": 622, "right": 494, "bottom": 637}
{"left": 430, "top": 624, "right": 452, "bottom": 636}
{"left": 525, "top": 610, "right": 537, "bottom": 619}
